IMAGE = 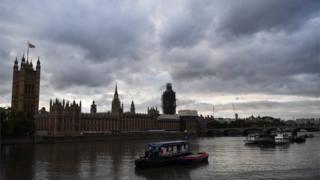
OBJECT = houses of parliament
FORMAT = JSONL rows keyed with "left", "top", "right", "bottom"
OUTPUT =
{"left": 11, "top": 56, "right": 199, "bottom": 136}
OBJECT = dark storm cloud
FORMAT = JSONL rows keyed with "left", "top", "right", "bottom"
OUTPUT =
{"left": 161, "top": 0, "right": 320, "bottom": 97}
{"left": 160, "top": 1, "right": 214, "bottom": 49}
{"left": 42, "top": 2, "right": 154, "bottom": 62}
{"left": 0, "top": 0, "right": 155, "bottom": 89}
{"left": 0, "top": 0, "right": 319, "bottom": 117}
{"left": 0, "top": 38, "right": 12, "bottom": 96}
{"left": 216, "top": 0, "right": 320, "bottom": 36}
{"left": 50, "top": 62, "right": 113, "bottom": 89}
{"left": 161, "top": 0, "right": 320, "bottom": 48}
{"left": 168, "top": 25, "right": 320, "bottom": 96}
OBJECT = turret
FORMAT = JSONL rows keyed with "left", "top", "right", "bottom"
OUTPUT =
{"left": 13, "top": 57, "right": 18, "bottom": 71}
{"left": 21, "top": 54, "right": 26, "bottom": 68}
{"left": 49, "top": 99, "right": 53, "bottom": 111}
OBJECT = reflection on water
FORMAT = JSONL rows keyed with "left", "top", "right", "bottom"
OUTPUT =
{"left": 1, "top": 134, "right": 320, "bottom": 180}
{"left": 135, "top": 163, "right": 209, "bottom": 180}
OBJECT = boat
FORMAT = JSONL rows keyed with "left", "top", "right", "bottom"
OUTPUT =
{"left": 293, "top": 136, "right": 306, "bottom": 143}
{"left": 244, "top": 133, "right": 275, "bottom": 146}
{"left": 135, "top": 140, "right": 208, "bottom": 168}
{"left": 274, "top": 132, "right": 290, "bottom": 145}
{"left": 305, "top": 134, "right": 314, "bottom": 138}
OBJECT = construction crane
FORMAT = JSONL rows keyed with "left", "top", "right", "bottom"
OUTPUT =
{"left": 232, "top": 102, "right": 238, "bottom": 120}
{"left": 212, "top": 104, "right": 215, "bottom": 119}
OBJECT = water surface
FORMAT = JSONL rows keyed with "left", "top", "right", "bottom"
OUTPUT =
{"left": 1, "top": 133, "right": 320, "bottom": 180}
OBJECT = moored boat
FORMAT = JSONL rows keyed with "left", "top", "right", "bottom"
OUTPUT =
{"left": 274, "top": 132, "right": 290, "bottom": 145}
{"left": 244, "top": 133, "right": 275, "bottom": 146}
{"left": 304, "top": 133, "right": 314, "bottom": 138}
{"left": 135, "top": 140, "right": 209, "bottom": 168}
{"left": 293, "top": 136, "right": 306, "bottom": 143}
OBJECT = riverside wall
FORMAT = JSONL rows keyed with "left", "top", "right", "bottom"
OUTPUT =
{"left": 1, "top": 131, "right": 195, "bottom": 145}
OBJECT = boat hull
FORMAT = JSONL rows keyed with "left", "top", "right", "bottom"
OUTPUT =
{"left": 178, "top": 152, "right": 209, "bottom": 165}
{"left": 293, "top": 136, "right": 306, "bottom": 143}
{"left": 135, "top": 152, "right": 209, "bottom": 168}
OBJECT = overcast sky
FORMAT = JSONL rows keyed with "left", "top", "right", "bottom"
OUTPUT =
{"left": 0, "top": 0, "right": 320, "bottom": 119}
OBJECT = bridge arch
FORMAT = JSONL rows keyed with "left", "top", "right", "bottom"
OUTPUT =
{"left": 222, "top": 129, "right": 242, "bottom": 136}
{"left": 243, "top": 128, "right": 264, "bottom": 136}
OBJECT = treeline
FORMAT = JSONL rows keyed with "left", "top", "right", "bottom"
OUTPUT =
{"left": 0, "top": 107, "right": 35, "bottom": 136}
{"left": 207, "top": 119, "right": 285, "bottom": 129}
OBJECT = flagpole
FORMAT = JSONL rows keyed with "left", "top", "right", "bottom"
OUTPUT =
{"left": 27, "top": 44, "right": 29, "bottom": 61}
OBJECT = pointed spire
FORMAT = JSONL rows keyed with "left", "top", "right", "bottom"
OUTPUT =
{"left": 36, "top": 57, "right": 41, "bottom": 70}
{"left": 21, "top": 54, "right": 25, "bottom": 68}
{"left": 21, "top": 54, "right": 25, "bottom": 63}
{"left": 14, "top": 57, "right": 18, "bottom": 70}
{"left": 114, "top": 83, "right": 118, "bottom": 98}
{"left": 130, "top": 100, "right": 135, "bottom": 114}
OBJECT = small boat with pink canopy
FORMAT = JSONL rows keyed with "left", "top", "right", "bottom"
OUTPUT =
{"left": 135, "top": 140, "right": 209, "bottom": 168}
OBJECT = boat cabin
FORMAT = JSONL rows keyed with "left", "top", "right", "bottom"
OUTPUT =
{"left": 144, "top": 140, "right": 190, "bottom": 160}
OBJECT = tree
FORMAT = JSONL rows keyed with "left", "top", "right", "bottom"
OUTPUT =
{"left": 8, "top": 112, "right": 35, "bottom": 136}
{"left": 0, "top": 107, "right": 10, "bottom": 136}
{"left": 1, "top": 107, "right": 35, "bottom": 136}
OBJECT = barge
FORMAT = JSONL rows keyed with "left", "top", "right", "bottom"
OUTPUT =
{"left": 135, "top": 140, "right": 208, "bottom": 168}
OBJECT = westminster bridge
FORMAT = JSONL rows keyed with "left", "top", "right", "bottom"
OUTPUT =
{"left": 205, "top": 125, "right": 320, "bottom": 136}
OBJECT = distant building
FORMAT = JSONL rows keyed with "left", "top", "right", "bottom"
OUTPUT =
{"left": 162, "top": 83, "right": 176, "bottom": 114}
{"left": 178, "top": 110, "right": 199, "bottom": 132}
{"left": 296, "top": 118, "right": 316, "bottom": 125}
{"left": 285, "top": 120, "right": 296, "bottom": 126}
{"left": 11, "top": 56, "right": 41, "bottom": 114}
{"left": 178, "top": 110, "right": 198, "bottom": 117}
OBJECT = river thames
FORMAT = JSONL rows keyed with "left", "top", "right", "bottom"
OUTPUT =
{"left": 1, "top": 133, "right": 320, "bottom": 180}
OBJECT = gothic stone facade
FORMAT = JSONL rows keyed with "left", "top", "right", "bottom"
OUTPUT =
{"left": 35, "top": 100, "right": 198, "bottom": 136}
{"left": 11, "top": 56, "right": 41, "bottom": 114}
{"left": 35, "top": 86, "right": 199, "bottom": 136}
